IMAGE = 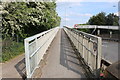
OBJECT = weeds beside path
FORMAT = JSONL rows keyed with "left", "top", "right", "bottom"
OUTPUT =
{"left": 1, "top": 41, "right": 24, "bottom": 62}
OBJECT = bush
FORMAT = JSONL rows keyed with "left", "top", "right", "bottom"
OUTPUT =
{"left": 2, "top": 41, "right": 24, "bottom": 62}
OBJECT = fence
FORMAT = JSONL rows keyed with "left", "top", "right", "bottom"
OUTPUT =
{"left": 75, "top": 25, "right": 119, "bottom": 30}
{"left": 64, "top": 27, "right": 102, "bottom": 73}
{"left": 24, "top": 27, "right": 59, "bottom": 78}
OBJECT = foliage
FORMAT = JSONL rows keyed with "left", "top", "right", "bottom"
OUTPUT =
{"left": 1, "top": 2, "right": 61, "bottom": 62}
{"left": 77, "top": 28, "right": 90, "bottom": 33}
{"left": 2, "top": 2, "right": 61, "bottom": 41}
{"left": 2, "top": 41, "right": 24, "bottom": 62}
{"left": 88, "top": 12, "right": 119, "bottom": 26}
{"left": 78, "top": 24, "right": 88, "bottom": 25}
{"left": 106, "top": 13, "right": 119, "bottom": 26}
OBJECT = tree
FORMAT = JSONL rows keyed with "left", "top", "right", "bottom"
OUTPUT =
{"left": 106, "top": 13, "right": 114, "bottom": 25}
{"left": 88, "top": 12, "right": 106, "bottom": 25}
{"left": 106, "top": 13, "right": 119, "bottom": 26}
{"left": 88, "top": 12, "right": 119, "bottom": 26}
{"left": 2, "top": 2, "right": 61, "bottom": 41}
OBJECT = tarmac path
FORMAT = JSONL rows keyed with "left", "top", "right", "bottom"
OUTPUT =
{"left": 41, "top": 29, "right": 86, "bottom": 78}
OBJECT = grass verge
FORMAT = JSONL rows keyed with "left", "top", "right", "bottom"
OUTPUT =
{"left": 2, "top": 41, "right": 24, "bottom": 62}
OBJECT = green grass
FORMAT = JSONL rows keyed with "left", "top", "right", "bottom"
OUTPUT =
{"left": 2, "top": 41, "right": 24, "bottom": 62}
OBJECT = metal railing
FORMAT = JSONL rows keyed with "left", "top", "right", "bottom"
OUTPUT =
{"left": 24, "top": 27, "right": 59, "bottom": 78}
{"left": 64, "top": 27, "right": 102, "bottom": 73}
{"left": 75, "top": 25, "right": 119, "bottom": 30}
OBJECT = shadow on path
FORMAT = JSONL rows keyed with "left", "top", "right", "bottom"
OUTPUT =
{"left": 15, "top": 58, "right": 26, "bottom": 79}
{"left": 60, "top": 29, "right": 85, "bottom": 78}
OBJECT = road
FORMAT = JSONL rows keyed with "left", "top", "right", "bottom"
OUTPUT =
{"left": 102, "top": 40, "right": 119, "bottom": 63}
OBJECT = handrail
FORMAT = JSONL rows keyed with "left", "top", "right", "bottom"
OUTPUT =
{"left": 24, "top": 27, "right": 59, "bottom": 78}
{"left": 75, "top": 25, "right": 119, "bottom": 30}
{"left": 64, "top": 26, "right": 102, "bottom": 76}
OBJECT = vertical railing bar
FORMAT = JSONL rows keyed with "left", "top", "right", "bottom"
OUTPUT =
{"left": 25, "top": 39, "right": 31, "bottom": 78}
{"left": 97, "top": 38, "right": 102, "bottom": 69}
{"left": 64, "top": 27, "right": 102, "bottom": 74}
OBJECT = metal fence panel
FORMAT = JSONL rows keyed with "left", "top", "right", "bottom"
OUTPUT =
{"left": 25, "top": 27, "right": 59, "bottom": 78}
{"left": 64, "top": 27, "right": 102, "bottom": 74}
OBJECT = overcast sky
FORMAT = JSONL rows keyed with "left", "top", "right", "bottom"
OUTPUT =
{"left": 56, "top": 1, "right": 119, "bottom": 27}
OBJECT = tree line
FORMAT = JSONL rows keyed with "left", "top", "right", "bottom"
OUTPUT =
{"left": 87, "top": 12, "right": 119, "bottom": 26}
{"left": 1, "top": 2, "right": 61, "bottom": 42}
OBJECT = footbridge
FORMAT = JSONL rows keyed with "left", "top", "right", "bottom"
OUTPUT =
{"left": 24, "top": 27, "right": 102, "bottom": 78}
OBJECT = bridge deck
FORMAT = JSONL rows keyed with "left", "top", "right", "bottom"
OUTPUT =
{"left": 41, "top": 29, "right": 86, "bottom": 78}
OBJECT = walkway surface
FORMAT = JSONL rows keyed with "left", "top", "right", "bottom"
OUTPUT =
{"left": 1, "top": 28, "right": 119, "bottom": 78}
{"left": 41, "top": 28, "right": 86, "bottom": 78}
{"left": 0, "top": 54, "right": 25, "bottom": 78}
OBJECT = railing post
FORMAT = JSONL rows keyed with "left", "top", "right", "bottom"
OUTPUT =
{"left": 88, "top": 39, "right": 91, "bottom": 67}
{"left": 35, "top": 38, "right": 39, "bottom": 67}
{"left": 86, "top": 39, "right": 89, "bottom": 65}
{"left": 97, "top": 37, "right": 102, "bottom": 69}
{"left": 81, "top": 35, "right": 83, "bottom": 57}
{"left": 25, "top": 39, "right": 31, "bottom": 78}
{"left": 64, "top": 27, "right": 102, "bottom": 76}
{"left": 82, "top": 36, "right": 85, "bottom": 59}
{"left": 77, "top": 33, "right": 80, "bottom": 53}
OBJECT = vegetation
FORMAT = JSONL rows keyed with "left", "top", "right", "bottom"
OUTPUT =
{"left": 77, "top": 28, "right": 90, "bottom": 33}
{"left": 2, "top": 41, "right": 24, "bottom": 62}
{"left": 1, "top": 2, "right": 61, "bottom": 62}
{"left": 87, "top": 12, "right": 119, "bottom": 26}
{"left": 78, "top": 12, "right": 119, "bottom": 34}
{"left": 2, "top": 2, "right": 61, "bottom": 41}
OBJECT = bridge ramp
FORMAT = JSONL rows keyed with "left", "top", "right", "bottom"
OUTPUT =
{"left": 41, "top": 28, "right": 86, "bottom": 78}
